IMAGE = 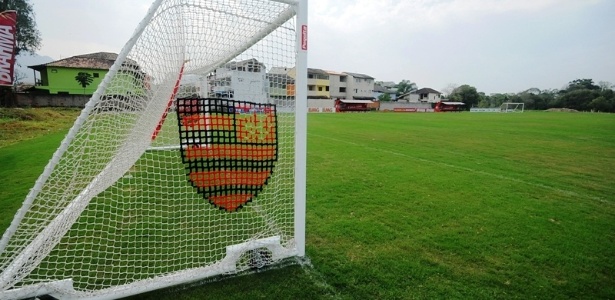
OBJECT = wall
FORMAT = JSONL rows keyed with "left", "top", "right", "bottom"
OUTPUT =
{"left": 307, "top": 99, "right": 335, "bottom": 112}
{"left": 16, "top": 93, "right": 90, "bottom": 107}
{"left": 379, "top": 102, "right": 432, "bottom": 112}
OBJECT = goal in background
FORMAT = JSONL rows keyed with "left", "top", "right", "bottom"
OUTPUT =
{"left": 0, "top": 0, "right": 307, "bottom": 299}
{"left": 500, "top": 102, "right": 525, "bottom": 113}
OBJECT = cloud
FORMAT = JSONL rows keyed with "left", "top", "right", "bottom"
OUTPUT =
{"left": 310, "top": 0, "right": 603, "bottom": 33}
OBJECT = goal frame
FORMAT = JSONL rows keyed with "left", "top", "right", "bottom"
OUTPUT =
{"left": 500, "top": 102, "right": 525, "bottom": 113}
{"left": 0, "top": 0, "right": 307, "bottom": 299}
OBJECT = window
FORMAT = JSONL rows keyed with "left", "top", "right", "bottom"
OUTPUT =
{"left": 308, "top": 85, "right": 315, "bottom": 91}
{"left": 340, "top": 76, "right": 347, "bottom": 82}
{"left": 326, "top": 86, "right": 329, "bottom": 91}
{"left": 318, "top": 86, "right": 323, "bottom": 91}
{"left": 339, "top": 87, "right": 346, "bottom": 93}
{"left": 308, "top": 74, "right": 314, "bottom": 79}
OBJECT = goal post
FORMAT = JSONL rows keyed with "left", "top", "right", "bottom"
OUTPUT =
{"left": 500, "top": 102, "right": 525, "bottom": 113}
{"left": 0, "top": 0, "right": 307, "bottom": 299}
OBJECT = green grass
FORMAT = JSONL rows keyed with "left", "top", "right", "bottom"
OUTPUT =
{"left": 1, "top": 110, "right": 614, "bottom": 299}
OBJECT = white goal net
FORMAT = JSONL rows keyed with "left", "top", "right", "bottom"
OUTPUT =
{"left": 0, "top": 0, "right": 307, "bottom": 299}
{"left": 500, "top": 102, "right": 524, "bottom": 113}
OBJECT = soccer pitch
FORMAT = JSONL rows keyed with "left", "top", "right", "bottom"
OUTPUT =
{"left": 1, "top": 111, "right": 614, "bottom": 299}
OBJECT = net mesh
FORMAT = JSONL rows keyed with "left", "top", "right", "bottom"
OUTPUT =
{"left": 0, "top": 0, "right": 298, "bottom": 297}
{"left": 500, "top": 103, "right": 524, "bottom": 113}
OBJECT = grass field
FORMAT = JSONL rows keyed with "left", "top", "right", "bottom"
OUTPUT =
{"left": 1, "top": 108, "right": 614, "bottom": 299}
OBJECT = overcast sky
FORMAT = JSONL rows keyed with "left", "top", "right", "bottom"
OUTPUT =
{"left": 28, "top": 0, "right": 615, "bottom": 94}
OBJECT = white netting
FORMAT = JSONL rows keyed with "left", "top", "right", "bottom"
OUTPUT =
{"left": 500, "top": 102, "right": 524, "bottom": 113}
{"left": 0, "top": 0, "right": 300, "bottom": 298}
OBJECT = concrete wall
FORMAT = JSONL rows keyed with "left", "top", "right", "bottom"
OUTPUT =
{"left": 16, "top": 93, "right": 90, "bottom": 107}
{"left": 379, "top": 102, "right": 432, "bottom": 111}
{"left": 308, "top": 99, "right": 335, "bottom": 108}
{"left": 307, "top": 99, "right": 335, "bottom": 113}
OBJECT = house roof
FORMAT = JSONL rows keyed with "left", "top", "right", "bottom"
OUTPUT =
{"left": 353, "top": 96, "right": 375, "bottom": 100}
{"left": 308, "top": 68, "right": 328, "bottom": 75}
{"left": 28, "top": 52, "right": 132, "bottom": 71}
{"left": 412, "top": 88, "right": 441, "bottom": 95}
{"left": 339, "top": 99, "right": 374, "bottom": 104}
{"left": 343, "top": 72, "right": 374, "bottom": 79}
{"left": 380, "top": 81, "right": 396, "bottom": 88}
{"left": 373, "top": 84, "right": 387, "bottom": 93}
{"left": 325, "top": 70, "right": 345, "bottom": 76}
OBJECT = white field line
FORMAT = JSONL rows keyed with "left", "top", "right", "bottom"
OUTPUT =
{"left": 296, "top": 256, "right": 342, "bottom": 300}
{"left": 310, "top": 133, "right": 611, "bottom": 205}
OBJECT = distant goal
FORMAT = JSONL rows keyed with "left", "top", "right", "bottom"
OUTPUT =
{"left": 500, "top": 102, "right": 525, "bottom": 113}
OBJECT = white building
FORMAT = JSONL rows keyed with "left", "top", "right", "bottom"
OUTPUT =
{"left": 327, "top": 71, "right": 375, "bottom": 100}
{"left": 343, "top": 72, "right": 375, "bottom": 100}
{"left": 178, "top": 74, "right": 207, "bottom": 97}
{"left": 327, "top": 70, "right": 347, "bottom": 99}
{"left": 207, "top": 58, "right": 269, "bottom": 103}
{"left": 399, "top": 88, "right": 442, "bottom": 103}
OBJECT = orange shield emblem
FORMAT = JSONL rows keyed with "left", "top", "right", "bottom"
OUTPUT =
{"left": 176, "top": 98, "right": 277, "bottom": 212}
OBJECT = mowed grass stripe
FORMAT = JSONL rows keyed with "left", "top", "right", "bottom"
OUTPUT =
{"left": 311, "top": 132, "right": 611, "bottom": 204}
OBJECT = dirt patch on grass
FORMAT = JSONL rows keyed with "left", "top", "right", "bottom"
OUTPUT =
{"left": 545, "top": 108, "right": 579, "bottom": 113}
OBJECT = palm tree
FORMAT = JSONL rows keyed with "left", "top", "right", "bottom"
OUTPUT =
{"left": 75, "top": 72, "right": 93, "bottom": 94}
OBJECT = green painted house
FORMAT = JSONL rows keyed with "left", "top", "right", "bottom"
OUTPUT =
{"left": 28, "top": 52, "right": 147, "bottom": 96}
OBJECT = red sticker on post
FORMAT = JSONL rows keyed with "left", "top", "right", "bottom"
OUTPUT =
{"left": 301, "top": 25, "right": 308, "bottom": 50}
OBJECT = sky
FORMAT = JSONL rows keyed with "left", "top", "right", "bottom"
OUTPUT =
{"left": 26, "top": 0, "right": 615, "bottom": 94}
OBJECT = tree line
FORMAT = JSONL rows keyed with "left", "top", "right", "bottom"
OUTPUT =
{"left": 448, "top": 79, "right": 615, "bottom": 112}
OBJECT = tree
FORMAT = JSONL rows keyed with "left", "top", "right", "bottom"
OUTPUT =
{"left": 0, "top": 0, "right": 41, "bottom": 107}
{"left": 75, "top": 72, "right": 93, "bottom": 94}
{"left": 449, "top": 84, "right": 481, "bottom": 108}
{"left": 0, "top": 0, "right": 41, "bottom": 55}
{"left": 378, "top": 93, "right": 391, "bottom": 102}
{"left": 396, "top": 79, "right": 417, "bottom": 97}
{"left": 589, "top": 96, "right": 614, "bottom": 112}
{"left": 441, "top": 83, "right": 458, "bottom": 98}
{"left": 557, "top": 79, "right": 602, "bottom": 111}
{"left": 598, "top": 81, "right": 614, "bottom": 91}
{"left": 564, "top": 79, "right": 600, "bottom": 92}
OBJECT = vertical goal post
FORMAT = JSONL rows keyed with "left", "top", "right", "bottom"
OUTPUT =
{"left": 0, "top": 0, "right": 307, "bottom": 299}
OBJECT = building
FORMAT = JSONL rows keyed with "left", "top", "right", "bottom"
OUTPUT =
{"left": 327, "top": 71, "right": 375, "bottom": 101}
{"left": 344, "top": 72, "right": 375, "bottom": 100}
{"left": 267, "top": 73, "right": 295, "bottom": 100}
{"left": 28, "top": 52, "right": 145, "bottom": 96}
{"left": 327, "top": 70, "right": 347, "bottom": 99}
{"left": 286, "top": 67, "right": 330, "bottom": 99}
{"left": 178, "top": 74, "right": 208, "bottom": 98}
{"left": 398, "top": 88, "right": 442, "bottom": 103}
{"left": 373, "top": 83, "right": 397, "bottom": 101}
{"left": 207, "top": 58, "right": 269, "bottom": 103}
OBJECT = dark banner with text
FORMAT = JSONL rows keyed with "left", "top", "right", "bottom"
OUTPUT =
{"left": 0, "top": 10, "right": 17, "bottom": 87}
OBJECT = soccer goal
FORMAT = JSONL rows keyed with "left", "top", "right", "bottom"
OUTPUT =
{"left": 500, "top": 102, "right": 524, "bottom": 113}
{"left": 0, "top": 0, "right": 307, "bottom": 299}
